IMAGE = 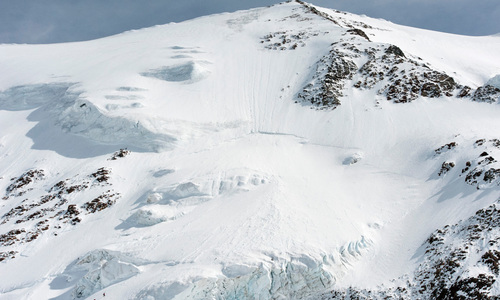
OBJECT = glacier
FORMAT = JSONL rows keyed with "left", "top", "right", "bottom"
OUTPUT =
{"left": 1, "top": 1, "right": 500, "bottom": 299}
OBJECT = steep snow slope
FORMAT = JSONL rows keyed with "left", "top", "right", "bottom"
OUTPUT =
{"left": 1, "top": 1, "right": 500, "bottom": 299}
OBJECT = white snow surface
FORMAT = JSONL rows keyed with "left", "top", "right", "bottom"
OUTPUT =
{"left": 0, "top": 1, "right": 499, "bottom": 299}
{"left": 487, "top": 74, "right": 500, "bottom": 89}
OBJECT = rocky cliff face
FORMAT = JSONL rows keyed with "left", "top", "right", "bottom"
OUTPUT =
{"left": 293, "top": 1, "right": 499, "bottom": 109}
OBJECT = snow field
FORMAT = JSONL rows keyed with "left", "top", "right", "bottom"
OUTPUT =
{"left": 0, "top": 1, "right": 500, "bottom": 299}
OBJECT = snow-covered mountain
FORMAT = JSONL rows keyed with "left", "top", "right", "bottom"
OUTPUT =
{"left": 1, "top": 1, "right": 500, "bottom": 299}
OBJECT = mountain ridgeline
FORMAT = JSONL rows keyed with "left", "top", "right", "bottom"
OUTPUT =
{"left": 0, "top": 1, "right": 499, "bottom": 299}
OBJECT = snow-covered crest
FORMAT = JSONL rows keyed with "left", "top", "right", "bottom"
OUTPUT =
{"left": 1, "top": 1, "right": 500, "bottom": 299}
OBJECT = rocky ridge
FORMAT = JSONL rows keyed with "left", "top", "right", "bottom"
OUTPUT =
{"left": 434, "top": 138, "right": 500, "bottom": 189}
{"left": 275, "top": 1, "right": 500, "bottom": 109}
{"left": 0, "top": 150, "right": 126, "bottom": 262}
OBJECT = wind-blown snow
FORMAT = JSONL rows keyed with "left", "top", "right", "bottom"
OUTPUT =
{"left": 1, "top": 1, "right": 500, "bottom": 299}
{"left": 141, "top": 61, "right": 211, "bottom": 83}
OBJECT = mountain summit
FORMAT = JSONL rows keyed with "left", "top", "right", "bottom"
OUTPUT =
{"left": 1, "top": 1, "right": 500, "bottom": 299}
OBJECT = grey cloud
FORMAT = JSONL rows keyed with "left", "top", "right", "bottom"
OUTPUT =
{"left": 0, "top": 0, "right": 275, "bottom": 44}
{"left": 0, "top": 0, "right": 498, "bottom": 44}
{"left": 312, "top": 0, "right": 500, "bottom": 36}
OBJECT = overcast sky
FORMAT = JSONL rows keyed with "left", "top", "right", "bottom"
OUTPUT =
{"left": 1, "top": 0, "right": 499, "bottom": 44}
